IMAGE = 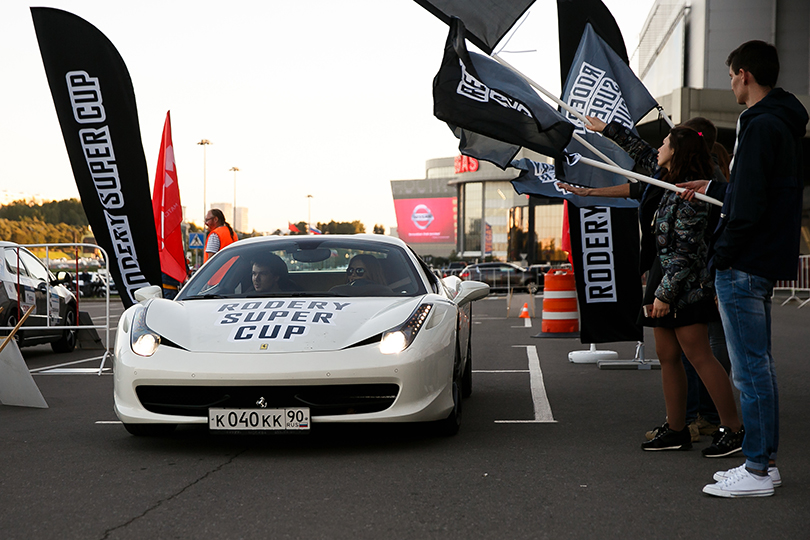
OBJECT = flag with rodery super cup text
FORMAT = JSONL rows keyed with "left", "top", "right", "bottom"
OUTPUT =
{"left": 558, "top": 7, "right": 646, "bottom": 344}
{"left": 31, "top": 7, "right": 161, "bottom": 309}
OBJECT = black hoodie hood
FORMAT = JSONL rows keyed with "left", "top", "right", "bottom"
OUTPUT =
{"left": 744, "top": 87, "right": 809, "bottom": 138}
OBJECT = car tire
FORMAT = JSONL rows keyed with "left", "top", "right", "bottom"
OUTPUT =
{"left": 2, "top": 308, "right": 21, "bottom": 345}
{"left": 123, "top": 423, "right": 177, "bottom": 436}
{"left": 461, "top": 331, "right": 472, "bottom": 399}
{"left": 51, "top": 307, "right": 77, "bottom": 353}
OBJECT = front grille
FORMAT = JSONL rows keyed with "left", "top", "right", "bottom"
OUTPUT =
{"left": 135, "top": 384, "right": 400, "bottom": 417}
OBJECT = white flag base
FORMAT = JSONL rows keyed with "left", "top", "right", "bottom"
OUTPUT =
{"left": 568, "top": 343, "right": 618, "bottom": 364}
{"left": 597, "top": 342, "right": 661, "bottom": 370}
{"left": 0, "top": 339, "right": 48, "bottom": 408}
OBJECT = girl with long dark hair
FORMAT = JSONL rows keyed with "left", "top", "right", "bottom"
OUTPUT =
{"left": 640, "top": 127, "right": 743, "bottom": 452}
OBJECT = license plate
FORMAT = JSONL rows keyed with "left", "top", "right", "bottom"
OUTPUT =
{"left": 208, "top": 408, "right": 310, "bottom": 431}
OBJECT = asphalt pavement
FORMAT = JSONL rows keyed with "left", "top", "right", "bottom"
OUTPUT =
{"left": 1, "top": 294, "right": 808, "bottom": 539}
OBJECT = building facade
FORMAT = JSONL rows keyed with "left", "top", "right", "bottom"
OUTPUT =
{"left": 391, "top": 150, "right": 567, "bottom": 264}
{"left": 633, "top": 0, "right": 810, "bottom": 254}
{"left": 633, "top": 0, "right": 810, "bottom": 150}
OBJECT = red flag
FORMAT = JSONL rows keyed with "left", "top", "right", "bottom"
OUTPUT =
{"left": 152, "top": 111, "right": 186, "bottom": 283}
{"left": 561, "top": 200, "right": 573, "bottom": 265}
{"left": 288, "top": 222, "right": 300, "bottom": 233}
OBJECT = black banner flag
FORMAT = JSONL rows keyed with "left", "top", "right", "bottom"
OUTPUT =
{"left": 433, "top": 18, "right": 574, "bottom": 163}
{"left": 558, "top": 1, "right": 643, "bottom": 344}
{"left": 566, "top": 206, "right": 642, "bottom": 343}
{"left": 414, "top": 0, "right": 535, "bottom": 55}
{"left": 32, "top": 8, "right": 161, "bottom": 308}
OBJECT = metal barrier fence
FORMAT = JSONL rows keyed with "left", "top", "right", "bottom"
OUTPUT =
{"left": 1, "top": 243, "right": 112, "bottom": 372}
{"left": 775, "top": 254, "right": 810, "bottom": 308}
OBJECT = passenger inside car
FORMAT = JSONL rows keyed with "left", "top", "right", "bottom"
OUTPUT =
{"left": 330, "top": 254, "right": 393, "bottom": 295}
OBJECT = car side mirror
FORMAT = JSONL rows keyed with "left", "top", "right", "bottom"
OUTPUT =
{"left": 453, "top": 280, "right": 489, "bottom": 307}
{"left": 134, "top": 285, "right": 163, "bottom": 302}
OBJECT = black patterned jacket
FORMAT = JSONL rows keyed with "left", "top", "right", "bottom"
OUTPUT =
{"left": 654, "top": 190, "right": 713, "bottom": 308}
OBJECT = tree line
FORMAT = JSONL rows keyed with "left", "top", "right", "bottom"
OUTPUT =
{"left": 0, "top": 199, "right": 89, "bottom": 244}
{"left": 0, "top": 199, "right": 88, "bottom": 227}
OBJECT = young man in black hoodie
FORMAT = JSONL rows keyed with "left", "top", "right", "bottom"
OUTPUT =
{"left": 680, "top": 40, "right": 808, "bottom": 498}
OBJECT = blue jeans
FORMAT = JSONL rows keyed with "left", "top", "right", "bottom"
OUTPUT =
{"left": 715, "top": 268, "right": 779, "bottom": 470}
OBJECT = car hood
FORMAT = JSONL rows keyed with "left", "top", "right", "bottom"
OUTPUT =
{"left": 144, "top": 296, "right": 432, "bottom": 354}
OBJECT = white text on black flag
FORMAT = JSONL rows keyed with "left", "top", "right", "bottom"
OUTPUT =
{"left": 579, "top": 207, "right": 617, "bottom": 303}
{"left": 566, "top": 62, "right": 633, "bottom": 134}
{"left": 68, "top": 70, "right": 151, "bottom": 301}
{"left": 457, "top": 60, "right": 534, "bottom": 118}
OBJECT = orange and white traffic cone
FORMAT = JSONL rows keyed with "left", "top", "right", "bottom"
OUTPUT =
{"left": 519, "top": 302, "right": 530, "bottom": 319}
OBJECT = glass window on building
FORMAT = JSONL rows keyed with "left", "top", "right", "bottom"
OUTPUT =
{"left": 508, "top": 206, "right": 529, "bottom": 262}
{"left": 483, "top": 182, "right": 513, "bottom": 259}
{"left": 507, "top": 201, "right": 567, "bottom": 263}
{"left": 462, "top": 182, "right": 482, "bottom": 254}
{"left": 535, "top": 202, "right": 566, "bottom": 262}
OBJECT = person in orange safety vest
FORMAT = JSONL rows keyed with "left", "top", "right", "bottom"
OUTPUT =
{"left": 203, "top": 208, "right": 237, "bottom": 263}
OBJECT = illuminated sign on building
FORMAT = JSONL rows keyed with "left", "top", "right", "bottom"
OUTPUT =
{"left": 454, "top": 155, "right": 479, "bottom": 174}
{"left": 394, "top": 198, "right": 456, "bottom": 244}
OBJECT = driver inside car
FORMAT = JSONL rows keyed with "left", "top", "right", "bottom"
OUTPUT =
{"left": 250, "top": 253, "right": 297, "bottom": 294}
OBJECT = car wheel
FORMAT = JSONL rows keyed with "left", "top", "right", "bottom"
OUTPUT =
{"left": 51, "top": 307, "right": 77, "bottom": 353}
{"left": 2, "top": 309, "right": 21, "bottom": 344}
{"left": 123, "top": 423, "right": 177, "bottom": 436}
{"left": 461, "top": 330, "right": 472, "bottom": 398}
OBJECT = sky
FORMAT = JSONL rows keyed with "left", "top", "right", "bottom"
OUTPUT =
{"left": 0, "top": 0, "right": 655, "bottom": 233}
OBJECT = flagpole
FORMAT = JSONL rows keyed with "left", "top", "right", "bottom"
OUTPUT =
{"left": 577, "top": 156, "right": 723, "bottom": 207}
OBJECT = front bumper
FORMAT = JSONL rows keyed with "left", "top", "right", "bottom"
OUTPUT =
{"left": 113, "top": 332, "right": 456, "bottom": 426}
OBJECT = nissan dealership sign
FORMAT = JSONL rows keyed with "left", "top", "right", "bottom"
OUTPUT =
{"left": 394, "top": 197, "right": 455, "bottom": 243}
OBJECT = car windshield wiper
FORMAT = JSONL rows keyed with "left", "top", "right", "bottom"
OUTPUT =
{"left": 183, "top": 293, "right": 227, "bottom": 300}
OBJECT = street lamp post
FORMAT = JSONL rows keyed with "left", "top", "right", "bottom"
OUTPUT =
{"left": 197, "top": 139, "right": 212, "bottom": 224}
{"left": 306, "top": 194, "right": 313, "bottom": 234}
{"left": 230, "top": 167, "right": 240, "bottom": 229}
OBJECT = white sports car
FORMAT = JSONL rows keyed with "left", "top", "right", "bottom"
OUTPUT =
{"left": 113, "top": 235, "right": 488, "bottom": 436}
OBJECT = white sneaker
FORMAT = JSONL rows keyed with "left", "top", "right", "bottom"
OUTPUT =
{"left": 703, "top": 466, "right": 775, "bottom": 497}
{"left": 713, "top": 464, "right": 782, "bottom": 487}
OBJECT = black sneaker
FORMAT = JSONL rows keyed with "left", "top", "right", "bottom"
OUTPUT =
{"left": 701, "top": 425, "right": 744, "bottom": 458}
{"left": 641, "top": 424, "right": 692, "bottom": 451}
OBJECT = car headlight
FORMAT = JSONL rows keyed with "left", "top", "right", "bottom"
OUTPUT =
{"left": 130, "top": 305, "right": 161, "bottom": 357}
{"left": 380, "top": 304, "right": 433, "bottom": 354}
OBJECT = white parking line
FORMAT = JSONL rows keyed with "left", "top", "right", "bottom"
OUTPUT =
{"left": 474, "top": 370, "right": 530, "bottom": 373}
{"left": 494, "top": 345, "right": 556, "bottom": 424}
{"left": 29, "top": 356, "right": 106, "bottom": 373}
{"left": 36, "top": 368, "right": 112, "bottom": 375}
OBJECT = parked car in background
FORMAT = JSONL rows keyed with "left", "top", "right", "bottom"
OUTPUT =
{"left": 56, "top": 270, "right": 103, "bottom": 298}
{"left": 96, "top": 269, "right": 119, "bottom": 296}
{"left": 527, "top": 263, "right": 552, "bottom": 290}
{"left": 442, "top": 261, "right": 468, "bottom": 277}
{"left": 0, "top": 242, "right": 78, "bottom": 352}
{"left": 459, "top": 262, "right": 538, "bottom": 293}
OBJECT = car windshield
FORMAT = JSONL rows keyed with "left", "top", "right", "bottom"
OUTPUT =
{"left": 177, "top": 238, "right": 427, "bottom": 300}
